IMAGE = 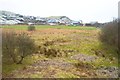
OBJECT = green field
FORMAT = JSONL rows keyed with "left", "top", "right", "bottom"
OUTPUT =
{"left": 2, "top": 25, "right": 118, "bottom": 78}
{"left": 1, "top": 25, "right": 97, "bottom": 30}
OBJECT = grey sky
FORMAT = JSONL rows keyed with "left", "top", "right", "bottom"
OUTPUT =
{"left": 0, "top": 0, "right": 119, "bottom": 23}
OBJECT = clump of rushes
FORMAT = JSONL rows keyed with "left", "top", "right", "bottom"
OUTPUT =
{"left": 37, "top": 45, "right": 68, "bottom": 58}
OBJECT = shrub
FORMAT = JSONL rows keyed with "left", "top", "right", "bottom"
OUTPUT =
{"left": 2, "top": 29, "right": 35, "bottom": 64}
{"left": 99, "top": 19, "right": 118, "bottom": 47}
{"left": 28, "top": 25, "right": 35, "bottom": 31}
{"left": 16, "top": 32, "right": 35, "bottom": 64}
{"left": 2, "top": 29, "right": 17, "bottom": 63}
{"left": 99, "top": 19, "right": 120, "bottom": 69}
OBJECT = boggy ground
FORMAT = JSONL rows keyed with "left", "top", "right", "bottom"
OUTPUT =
{"left": 3, "top": 28, "right": 118, "bottom": 78}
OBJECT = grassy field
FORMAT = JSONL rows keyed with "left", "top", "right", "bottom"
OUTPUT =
{"left": 2, "top": 25, "right": 118, "bottom": 78}
{"left": 1, "top": 25, "right": 97, "bottom": 30}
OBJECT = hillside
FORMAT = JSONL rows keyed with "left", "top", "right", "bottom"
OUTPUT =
{"left": 0, "top": 11, "right": 73, "bottom": 25}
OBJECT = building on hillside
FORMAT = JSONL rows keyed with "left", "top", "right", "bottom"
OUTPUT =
{"left": 0, "top": 19, "right": 6, "bottom": 24}
{"left": 83, "top": 21, "right": 104, "bottom": 27}
{"left": 47, "top": 16, "right": 72, "bottom": 25}
{"left": 47, "top": 19, "right": 59, "bottom": 25}
{"left": 58, "top": 20, "right": 66, "bottom": 25}
{"left": 16, "top": 18, "right": 24, "bottom": 21}
{"left": 5, "top": 20, "right": 18, "bottom": 24}
{"left": 35, "top": 17, "right": 47, "bottom": 25}
{"left": 71, "top": 21, "right": 82, "bottom": 26}
{"left": 83, "top": 23, "right": 93, "bottom": 26}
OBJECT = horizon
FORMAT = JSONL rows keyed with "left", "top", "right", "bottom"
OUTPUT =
{"left": 0, "top": 0, "right": 119, "bottom": 23}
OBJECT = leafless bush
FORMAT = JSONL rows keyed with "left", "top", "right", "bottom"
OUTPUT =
{"left": 2, "top": 29, "right": 17, "bottom": 63}
{"left": 99, "top": 19, "right": 118, "bottom": 47}
{"left": 16, "top": 32, "right": 35, "bottom": 64}
{"left": 99, "top": 19, "right": 120, "bottom": 69}
{"left": 2, "top": 29, "right": 35, "bottom": 64}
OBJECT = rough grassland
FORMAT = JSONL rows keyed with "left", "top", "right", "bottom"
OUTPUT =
{"left": 2, "top": 25, "right": 118, "bottom": 78}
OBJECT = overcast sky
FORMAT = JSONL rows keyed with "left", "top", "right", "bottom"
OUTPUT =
{"left": 0, "top": 0, "right": 119, "bottom": 23}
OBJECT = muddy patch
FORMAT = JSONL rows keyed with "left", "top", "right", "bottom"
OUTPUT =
{"left": 71, "top": 53, "right": 98, "bottom": 62}
{"left": 32, "top": 60, "right": 74, "bottom": 69}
